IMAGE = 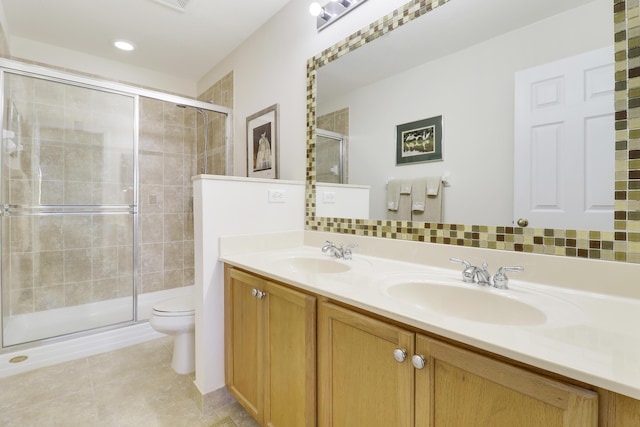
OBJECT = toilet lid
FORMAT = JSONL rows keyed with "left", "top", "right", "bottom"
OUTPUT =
{"left": 153, "top": 296, "right": 194, "bottom": 315}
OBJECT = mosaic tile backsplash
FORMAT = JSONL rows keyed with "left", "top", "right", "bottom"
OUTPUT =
{"left": 306, "top": 0, "right": 640, "bottom": 264}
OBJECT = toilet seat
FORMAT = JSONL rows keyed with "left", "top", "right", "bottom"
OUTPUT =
{"left": 152, "top": 296, "right": 194, "bottom": 317}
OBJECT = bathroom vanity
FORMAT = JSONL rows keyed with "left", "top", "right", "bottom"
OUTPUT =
{"left": 224, "top": 267, "right": 316, "bottom": 426}
{"left": 221, "top": 233, "right": 640, "bottom": 427}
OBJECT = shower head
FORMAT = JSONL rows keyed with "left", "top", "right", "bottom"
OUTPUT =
{"left": 176, "top": 104, "right": 205, "bottom": 114}
{"left": 176, "top": 104, "right": 210, "bottom": 174}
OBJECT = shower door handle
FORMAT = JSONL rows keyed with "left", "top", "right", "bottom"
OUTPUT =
{"left": 0, "top": 204, "right": 136, "bottom": 216}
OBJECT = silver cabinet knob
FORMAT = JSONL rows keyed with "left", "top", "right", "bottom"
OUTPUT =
{"left": 393, "top": 348, "right": 407, "bottom": 363}
{"left": 251, "top": 289, "right": 266, "bottom": 299}
{"left": 411, "top": 354, "right": 426, "bottom": 370}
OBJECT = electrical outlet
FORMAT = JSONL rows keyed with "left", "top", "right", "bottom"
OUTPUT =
{"left": 323, "top": 191, "right": 336, "bottom": 204}
{"left": 268, "top": 189, "right": 286, "bottom": 203}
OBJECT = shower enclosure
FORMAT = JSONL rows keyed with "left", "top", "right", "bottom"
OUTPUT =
{"left": 0, "top": 60, "right": 231, "bottom": 349}
{"left": 316, "top": 129, "right": 346, "bottom": 184}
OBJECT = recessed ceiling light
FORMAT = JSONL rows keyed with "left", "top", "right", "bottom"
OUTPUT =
{"left": 113, "top": 40, "right": 135, "bottom": 51}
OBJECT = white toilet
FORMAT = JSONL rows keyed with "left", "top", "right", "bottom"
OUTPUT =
{"left": 149, "top": 295, "right": 195, "bottom": 375}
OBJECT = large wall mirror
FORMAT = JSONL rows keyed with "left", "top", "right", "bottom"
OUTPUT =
{"left": 306, "top": 0, "right": 639, "bottom": 263}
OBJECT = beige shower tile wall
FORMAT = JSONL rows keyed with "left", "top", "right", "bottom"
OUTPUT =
{"left": 139, "top": 97, "right": 197, "bottom": 294}
{"left": 198, "top": 71, "right": 233, "bottom": 175}
{"left": 317, "top": 108, "right": 349, "bottom": 135}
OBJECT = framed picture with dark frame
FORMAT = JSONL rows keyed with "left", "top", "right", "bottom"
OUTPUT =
{"left": 246, "top": 103, "right": 279, "bottom": 179}
{"left": 396, "top": 115, "right": 443, "bottom": 165}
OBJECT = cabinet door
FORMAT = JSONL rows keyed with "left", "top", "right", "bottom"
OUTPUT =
{"left": 225, "top": 267, "right": 265, "bottom": 424}
{"left": 264, "top": 281, "right": 316, "bottom": 427}
{"left": 318, "top": 302, "right": 414, "bottom": 427}
{"left": 414, "top": 335, "right": 598, "bottom": 427}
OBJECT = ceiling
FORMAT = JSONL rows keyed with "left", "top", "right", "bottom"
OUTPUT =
{"left": 318, "top": 0, "right": 599, "bottom": 102}
{"left": 0, "top": 0, "right": 293, "bottom": 82}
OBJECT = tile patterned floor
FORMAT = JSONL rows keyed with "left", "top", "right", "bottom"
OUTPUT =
{"left": 0, "top": 337, "right": 259, "bottom": 427}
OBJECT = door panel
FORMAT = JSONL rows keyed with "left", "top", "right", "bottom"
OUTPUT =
{"left": 415, "top": 335, "right": 598, "bottom": 427}
{"left": 514, "top": 46, "right": 614, "bottom": 230}
{"left": 1, "top": 71, "right": 136, "bottom": 347}
{"left": 318, "top": 302, "right": 413, "bottom": 427}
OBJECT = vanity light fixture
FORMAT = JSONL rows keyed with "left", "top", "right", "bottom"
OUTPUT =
{"left": 113, "top": 40, "right": 136, "bottom": 51}
{"left": 309, "top": 0, "right": 368, "bottom": 31}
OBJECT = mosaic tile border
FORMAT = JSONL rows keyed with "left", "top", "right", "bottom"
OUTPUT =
{"left": 306, "top": 0, "right": 640, "bottom": 264}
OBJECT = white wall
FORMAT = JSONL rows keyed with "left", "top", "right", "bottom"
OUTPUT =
{"left": 319, "top": 0, "right": 611, "bottom": 224}
{"left": 316, "top": 183, "right": 370, "bottom": 218}
{"left": 197, "top": 0, "right": 409, "bottom": 181}
{"left": 9, "top": 37, "right": 197, "bottom": 96}
{"left": 193, "top": 176, "right": 305, "bottom": 396}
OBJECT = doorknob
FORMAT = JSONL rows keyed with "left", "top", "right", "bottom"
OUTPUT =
{"left": 516, "top": 218, "right": 529, "bottom": 227}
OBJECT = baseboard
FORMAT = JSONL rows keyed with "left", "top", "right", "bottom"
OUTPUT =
{"left": 192, "top": 383, "right": 236, "bottom": 415}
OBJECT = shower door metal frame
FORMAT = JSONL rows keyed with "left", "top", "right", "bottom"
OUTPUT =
{"left": 0, "top": 58, "right": 232, "bottom": 351}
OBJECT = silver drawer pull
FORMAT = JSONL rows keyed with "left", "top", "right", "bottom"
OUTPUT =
{"left": 412, "top": 354, "right": 426, "bottom": 370}
{"left": 393, "top": 348, "right": 407, "bottom": 363}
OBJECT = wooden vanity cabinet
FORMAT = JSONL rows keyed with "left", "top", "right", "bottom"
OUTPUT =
{"left": 318, "top": 301, "right": 598, "bottom": 427}
{"left": 224, "top": 266, "right": 316, "bottom": 427}
{"left": 318, "top": 302, "right": 415, "bottom": 427}
{"left": 414, "top": 335, "right": 598, "bottom": 426}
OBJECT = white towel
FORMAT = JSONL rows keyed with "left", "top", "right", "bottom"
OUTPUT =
{"left": 386, "top": 179, "right": 401, "bottom": 211}
{"left": 387, "top": 193, "right": 411, "bottom": 221}
{"left": 411, "top": 178, "right": 427, "bottom": 212}
{"left": 400, "top": 180, "right": 412, "bottom": 195}
{"left": 412, "top": 176, "right": 443, "bottom": 223}
{"left": 426, "top": 176, "right": 441, "bottom": 196}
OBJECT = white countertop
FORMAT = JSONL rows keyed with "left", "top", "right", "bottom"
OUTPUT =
{"left": 219, "top": 237, "right": 640, "bottom": 400}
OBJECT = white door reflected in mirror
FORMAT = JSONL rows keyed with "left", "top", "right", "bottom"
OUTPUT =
{"left": 514, "top": 46, "right": 614, "bottom": 231}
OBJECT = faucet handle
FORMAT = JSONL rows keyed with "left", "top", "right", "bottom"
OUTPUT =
{"left": 450, "top": 257, "right": 471, "bottom": 268}
{"left": 450, "top": 257, "right": 475, "bottom": 283}
{"left": 321, "top": 240, "right": 335, "bottom": 253}
{"left": 492, "top": 266, "right": 524, "bottom": 289}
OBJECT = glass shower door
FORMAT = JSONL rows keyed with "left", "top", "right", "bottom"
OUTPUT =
{"left": 316, "top": 129, "right": 345, "bottom": 184}
{"left": 1, "top": 71, "right": 137, "bottom": 347}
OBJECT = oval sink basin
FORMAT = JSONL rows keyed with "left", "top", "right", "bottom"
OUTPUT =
{"left": 385, "top": 281, "right": 547, "bottom": 326}
{"left": 272, "top": 257, "right": 352, "bottom": 274}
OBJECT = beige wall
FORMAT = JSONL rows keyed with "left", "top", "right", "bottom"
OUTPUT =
{"left": 138, "top": 98, "right": 198, "bottom": 295}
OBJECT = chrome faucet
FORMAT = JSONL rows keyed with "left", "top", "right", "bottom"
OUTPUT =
{"left": 321, "top": 241, "right": 357, "bottom": 260}
{"left": 474, "top": 262, "right": 492, "bottom": 286}
{"left": 450, "top": 258, "right": 523, "bottom": 289}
